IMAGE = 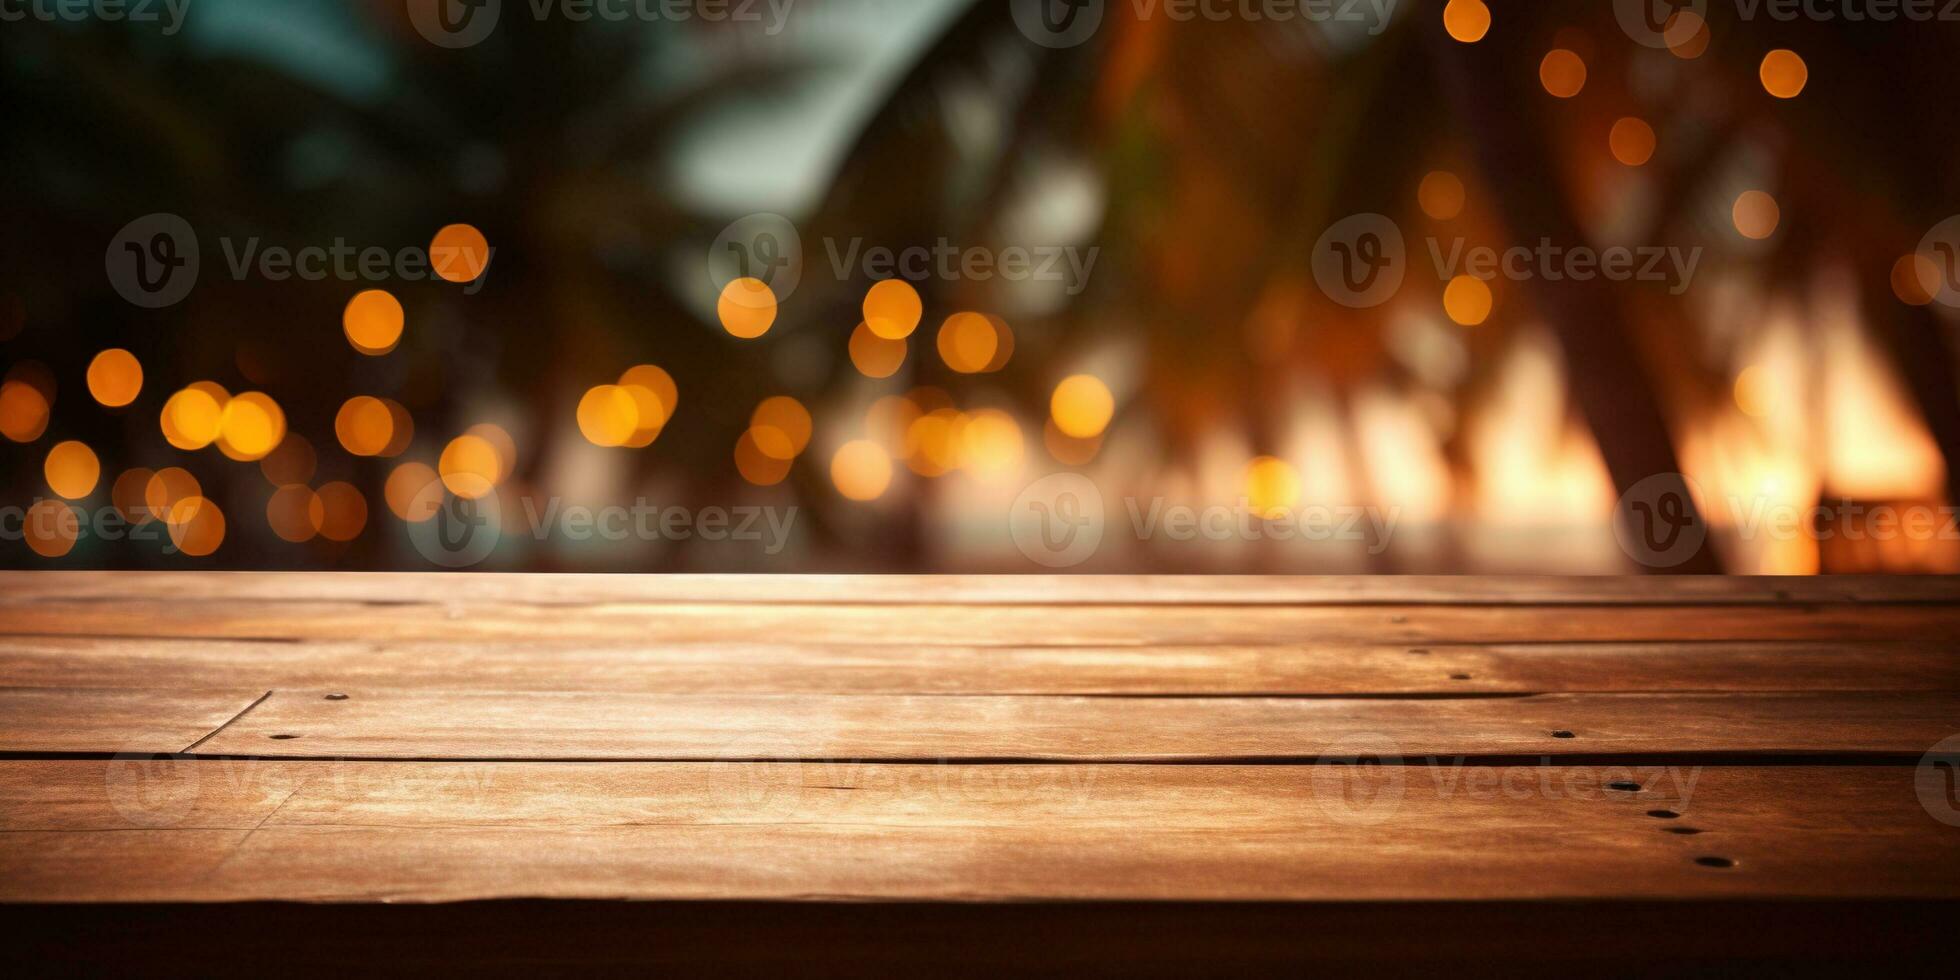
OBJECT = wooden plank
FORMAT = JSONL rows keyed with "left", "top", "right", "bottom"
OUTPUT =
{"left": 4, "top": 572, "right": 1959, "bottom": 605}
{"left": 2, "top": 761, "right": 1954, "bottom": 902}
{"left": 186, "top": 690, "right": 1957, "bottom": 760}
{"left": 8, "top": 598, "right": 1960, "bottom": 645}
{"left": 6, "top": 635, "right": 1958, "bottom": 694}
{"left": 0, "top": 688, "right": 267, "bottom": 755}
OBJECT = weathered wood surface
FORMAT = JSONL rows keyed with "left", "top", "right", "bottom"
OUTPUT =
{"left": 6, "top": 635, "right": 1955, "bottom": 694}
{"left": 8, "top": 598, "right": 1960, "bottom": 644}
{"left": 6, "top": 571, "right": 1960, "bottom": 605}
{"left": 2, "top": 572, "right": 1958, "bottom": 961}
{"left": 175, "top": 690, "right": 1957, "bottom": 760}
{"left": 3, "top": 762, "right": 1954, "bottom": 903}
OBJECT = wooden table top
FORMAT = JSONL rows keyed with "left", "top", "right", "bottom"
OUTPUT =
{"left": 5, "top": 573, "right": 1959, "bottom": 973}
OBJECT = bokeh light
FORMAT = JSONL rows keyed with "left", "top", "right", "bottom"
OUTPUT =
{"left": 85, "top": 349, "right": 142, "bottom": 407}
{"left": 1245, "top": 456, "right": 1302, "bottom": 520}
{"left": 440, "top": 434, "right": 502, "bottom": 499}
{"left": 145, "top": 468, "right": 202, "bottom": 526}
{"left": 1418, "top": 170, "right": 1466, "bottom": 221}
{"left": 1443, "top": 0, "right": 1490, "bottom": 43}
{"left": 385, "top": 462, "right": 441, "bottom": 521}
{"left": 1443, "top": 275, "right": 1494, "bottom": 326}
{"left": 112, "top": 467, "right": 155, "bottom": 523}
{"left": 735, "top": 430, "right": 792, "bottom": 486}
{"left": 311, "top": 481, "right": 368, "bottom": 542}
{"left": 161, "top": 387, "right": 223, "bottom": 450}
{"left": 44, "top": 440, "right": 100, "bottom": 500}
{"left": 25, "top": 499, "right": 78, "bottom": 558}
{"left": 849, "top": 321, "right": 908, "bottom": 378}
{"left": 166, "top": 497, "right": 225, "bottom": 557}
{"left": 863, "top": 279, "right": 922, "bottom": 339}
{"left": 1733, "top": 190, "right": 1781, "bottom": 240}
{"left": 1050, "top": 375, "right": 1115, "bottom": 439}
{"left": 217, "top": 392, "right": 287, "bottom": 462}
{"left": 577, "top": 384, "right": 640, "bottom": 447}
{"left": 1760, "top": 49, "right": 1809, "bottom": 99}
{"left": 336, "top": 396, "right": 396, "bottom": 456}
{"left": 267, "top": 484, "right": 321, "bottom": 543}
{"left": 0, "top": 378, "right": 50, "bottom": 443}
{"left": 261, "top": 433, "right": 318, "bottom": 486}
{"left": 1609, "top": 117, "right": 1656, "bottom": 167}
{"left": 1539, "top": 49, "right": 1587, "bottom": 98}
{"left": 717, "top": 277, "right": 777, "bottom": 339}
{"left": 832, "top": 439, "right": 893, "bottom": 501}
{"left": 430, "top": 223, "right": 492, "bottom": 284}
{"left": 1735, "top": 365, "right": 1776, "bottom": 419}
{"left": 750, "top": 396, "right": 812, "bottom": 461}
{"left": 936, "top": 313, "right": 998, "bottom": 374}
{"left": 343, "top": 289, "right": 405, "bottom": 355}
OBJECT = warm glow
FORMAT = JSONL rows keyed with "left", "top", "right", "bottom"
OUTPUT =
{"left": 1760, "top": 49, "right": 1808, "bottom": 99}
{"left": 832, "top": 439, "right": 893, "bottom": 501}
{"left": 1733, "top": 190, "right": 1781, "bottom": 240}
{"left": 145, "top": 468, "right": 202, "bottom": 526}
{"left": 750, "top": 396, "right": 812, "bottom": 460}
{"left": 1442, "top": 0, "right": 1489, "bottom": 43}
{"left": 440, "top": 434, "right": 502, "bottom": 499}
{"left": 905, "top": 409, "right": 965, "bottom": 477}
{"left": 1894, "top": 253, "right": 1939, "bottom": 306}
{"left": 311, "top": 482, "right": 368, "bottom": 542}
{"left": 86, "top": 349, "right": 143, "bottom": 407}
{"left": 217, "top": 392, "right": 286, "bottom": 462}
{"left": 464, "top": 423, "right": 516, "bottom": 482}
{"left": 1245, "top": 456, "right": 1302, "bottom": 520}
{"left": 112, "top": 468, "right": 154, "bottom": 523}
{"left": 25, "top": 499, "right": 78, "bottom": 558}
{"left": 618, "top": 365, "right": 677, "bottom": 448}
{"left": 1609, "top": 117, "right": 1656, "bottom": 167}
{"left": 735, "top": 431, "right": 793, "bottom": 486}
{"left": 343, "top": 289, "right": 405, "bottom": 355}
{"left": 863, "top": 279, "right": 923, "bottom": 340}
{"left": 336, "top": 396, "right": 396, "bottom": 457}
{"left": 430, "top": 223, "right": 492, "bottom": 284}
{"left": 983, "top": 315, "right": 1015, "bottom": 372}
{"left": 717, "top": 277, "right": 777, "bottom": 339}
{"left": 1539, "top": 49, "right": 1587, "bottom": 98}
{"left": 936, "top": 313, "right": 999, "bottom": 374}
{"left": 267, "top": 484, "right": 321, "bottom": 543}
{"left": 385, "top": 462, "right": 441, "bottom": 521}
{"left": 1666, "top": 11, "right": 1709, "bottom": 59}
{"left": 1734, "top": 365, "right": 1777, "bottom": 419}
{"left": 44, "top": 440, "right": 100, "bottom": 500}
{"left": 161, "top": 387, "right": 224, "bottom": 450}
{"left": 261, "top": 433, "right": 317, "bottom": 487}
{"left": 577, "top": 384, "right": 640, "bottom": 447}
{"left": 1443, "top": 275, "right": 1494, "bottom": 326}
{"left": 960, "top": 409, "right": 1025, "bottom": 481}
{"left": 166, "top": 496, "right": 225, "bottom": 557}
{"left": 1050, "top": 375, "right": 1115, "bottom": 439}
{"left": 0, "top": 380, "right": 50, "bottom": 443}
{"left": 1418, "top": 171, "right": 1466, "bottom": 221}
{"left": 1044, "top": 419, "right": 1102, "bottom": 466}
{"left": 849, "top": 321, "right": 908, "bottom": 379}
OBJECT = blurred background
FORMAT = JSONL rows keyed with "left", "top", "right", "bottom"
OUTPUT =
{"left": 5, "top": 0, "right": 1960, "bottom": 574}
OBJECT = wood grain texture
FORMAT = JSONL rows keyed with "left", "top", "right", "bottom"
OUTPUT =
{"left": 186, "top": 690, "right": 1958, "bottom": 760}
{"left": 9, "top": 598, "right": 1960, "bottom": 644}
{"left": 5, "top": 571, "right": 1958, "bottom": 605}
{"left": 2, "top": 761, "right": 1955, "bottom": 903}
{"left": 6, "top": 635, "right": 1956, "bottom": 694}
{"left": 0, "top": 687, "right": 265, "bottom": 755}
